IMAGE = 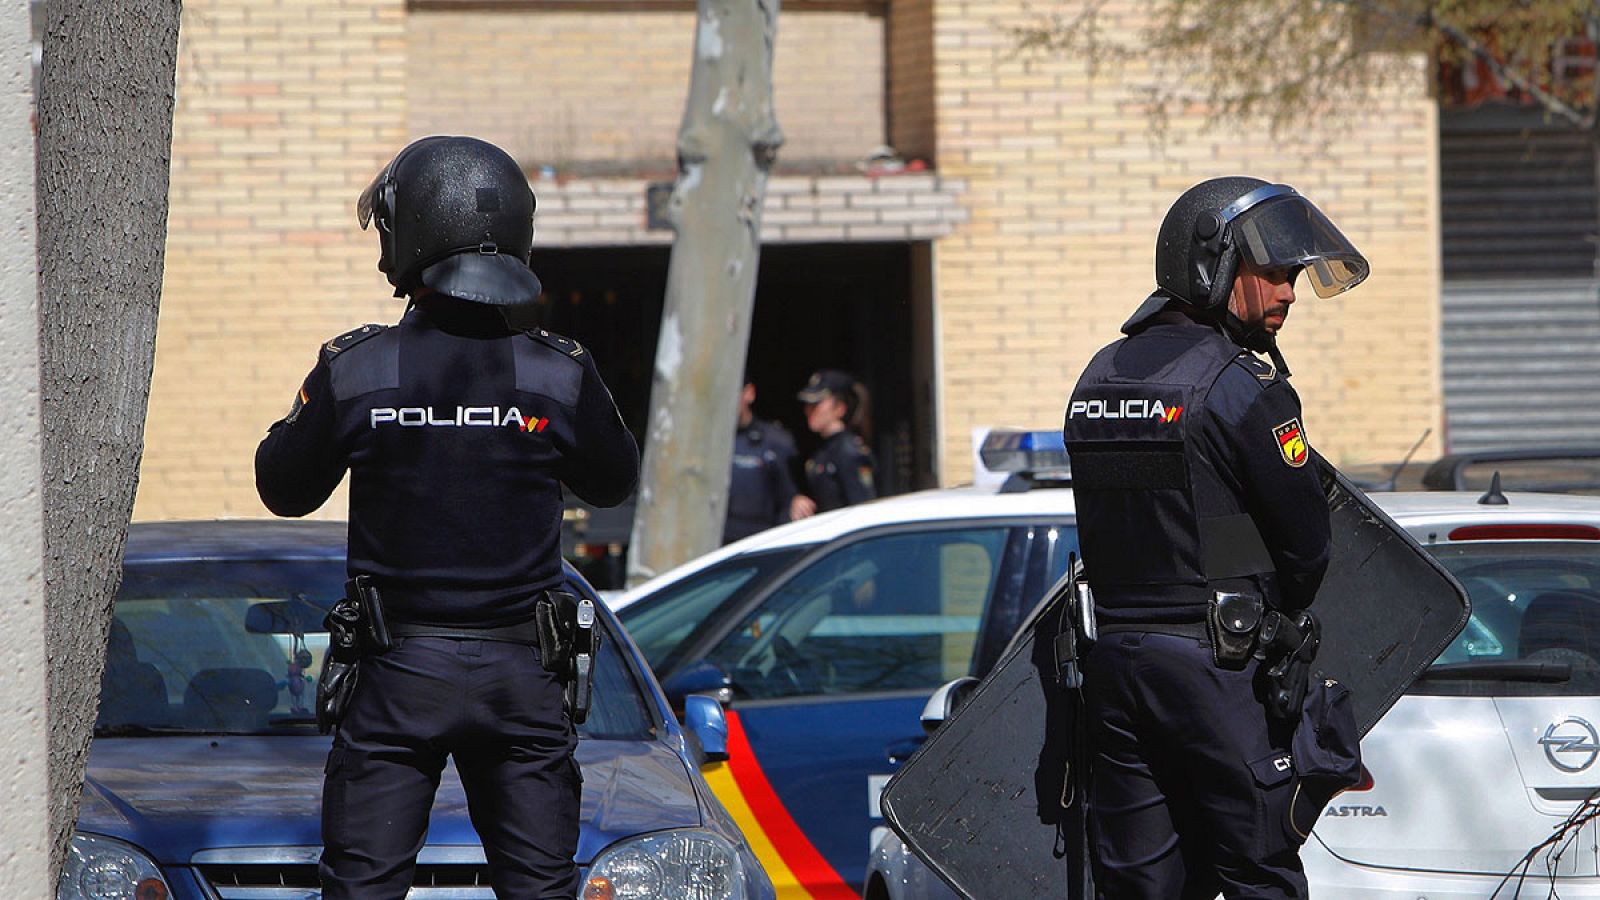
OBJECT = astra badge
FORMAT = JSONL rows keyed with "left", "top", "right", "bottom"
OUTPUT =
{"left": 1272, "top": 418, "right": 1308, "bottom": 468}
{"left": 1540, "top": 717, "right": 1600, "bottom": 773}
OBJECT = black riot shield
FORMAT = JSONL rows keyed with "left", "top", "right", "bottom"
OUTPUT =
{"left": 879, "top": 460, "right": 1470, "bottom": 899}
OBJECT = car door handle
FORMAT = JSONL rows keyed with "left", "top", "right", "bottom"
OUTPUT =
{"left": 886, "top": 736, "right": 926, "bottom": 765}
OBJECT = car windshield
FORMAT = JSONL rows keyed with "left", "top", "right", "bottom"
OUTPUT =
{"left": 1416, "top": 540, "right": 1600, "bottom": 696}
{"left": 618, "top": 548, "right": 805, "bottom": 672}
{"left": 100, "top": 558, "right": 655, "bottom": 739}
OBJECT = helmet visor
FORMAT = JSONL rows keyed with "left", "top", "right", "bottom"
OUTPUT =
{"left": 1233, "top": 196, "right": 1369, "bottom": 298}
{"left": 356, "top": 168, "right": 385, "bottom": 231}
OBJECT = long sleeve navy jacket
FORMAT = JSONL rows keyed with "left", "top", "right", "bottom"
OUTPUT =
{"left": 255, "top": 298, "right": 639, "bottom": 626}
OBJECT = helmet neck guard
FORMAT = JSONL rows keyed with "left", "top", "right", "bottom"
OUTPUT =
{"left": 358, "top": 136, "right": 542, "bottom": 306}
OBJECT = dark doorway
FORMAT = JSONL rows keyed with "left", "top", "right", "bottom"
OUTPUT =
{"left": 525, "top": 241, "right": 932, "bottom": 587}
{"left": 526, "top": 242, "right": 930, "bottom": 498}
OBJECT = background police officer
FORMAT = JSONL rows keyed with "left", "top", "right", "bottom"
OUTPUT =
{"left": 1062, "top": 177, "right": 1369, "bottom": 898}
{"left": 724, "top": 378, "right": 799, "bottom": 544}
{"left": 790, "top": 369, "right": 876, "bottom": 520}
{"left": 254, "top": 136, "right": 639, "bottom": 899}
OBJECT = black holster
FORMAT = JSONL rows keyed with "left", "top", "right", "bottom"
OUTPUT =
{"left": 314, "top": 576, "right": 392, "bottom": 734}
{"left": 1205, "top": 591, "right": 1322, "bottom": 722}
{"left": 1259, "top": 609, "right": 1321, "bottom": 723}
{"left": 534, "top": 591, "right": 600, "bottom": 724}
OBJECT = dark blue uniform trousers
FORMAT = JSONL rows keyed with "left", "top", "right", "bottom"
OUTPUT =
{"left": 320, "top": 637, "right": 580, "bottom": 900}
{"left": 1083, "top": 633, "right": 1308, "bottom": 899}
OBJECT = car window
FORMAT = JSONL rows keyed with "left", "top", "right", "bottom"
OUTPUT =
{"left": 102, "top": 559, "right": 654, "bottom": 739}
{"left": 1417, "top": 541, "right": 1600, "bottom": 696}
{"left": 618, "top": 549, "right": 804, "bottom": 671}
{"left": 972, "top": 524, "right": 1078, "bottom": 676}
{"left": 704, "top": 528, "right": 1010, "bottom": 700}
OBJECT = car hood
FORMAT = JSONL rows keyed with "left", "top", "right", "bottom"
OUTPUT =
{"left": 79, "top": 735, "right": 701, "bottom": 865}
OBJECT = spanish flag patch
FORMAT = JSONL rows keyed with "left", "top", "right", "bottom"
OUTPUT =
{"left": 1273, "top": 418, "right": 1309, "bottom": 468}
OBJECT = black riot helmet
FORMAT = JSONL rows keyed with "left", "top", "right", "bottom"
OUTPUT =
{"left": 1153, "top": 176, "right": 1370, "bottom": 315}
{"left": 357, "top": 136, "right": 542, "bottom": 306}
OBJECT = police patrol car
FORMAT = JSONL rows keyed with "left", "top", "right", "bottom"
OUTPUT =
{"left": 69, "top": 520, "right": 774, "bottom": 900}
{"left": 614, "top": 430, "right": 1600, "bottom": 899}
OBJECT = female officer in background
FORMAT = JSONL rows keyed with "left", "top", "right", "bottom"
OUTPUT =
{"left": 789, "top": 369, "right": 877, "bottom": 520}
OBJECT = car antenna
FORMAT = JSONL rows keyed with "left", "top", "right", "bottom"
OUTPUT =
{"left": 1380, "top": 428, "right": 1432, "bottom": 491}
{"left": 1478, "top": 471, "right": 1509, "bottom": 506}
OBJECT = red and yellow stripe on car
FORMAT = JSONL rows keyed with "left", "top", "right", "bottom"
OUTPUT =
{"left": 701, "top": 710, "right": 858, "bottom": 900}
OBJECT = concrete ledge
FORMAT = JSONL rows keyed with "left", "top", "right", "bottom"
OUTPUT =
{"left": 532, "top": 172, "right": 968, "bottom": 247}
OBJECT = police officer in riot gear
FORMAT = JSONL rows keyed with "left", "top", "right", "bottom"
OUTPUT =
{"left": 1062, "top": 176, "right": 1368, "bottom": 898}
{"left": 255, "top": 135, "right": 639, "bottom": 900}
{"left": 724, "top": 379, "right": 799, "bottom": 544}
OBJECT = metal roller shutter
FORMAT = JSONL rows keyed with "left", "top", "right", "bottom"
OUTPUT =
{"left": 1440, "top": 108, "right": 1600, "bottom": 450}
{"left": 1442, "top": 279, "right": 1600, "bottom": 450}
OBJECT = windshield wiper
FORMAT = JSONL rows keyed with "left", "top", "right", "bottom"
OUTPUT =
{"left": 94, "top": 724, "right": 192, "bottom": 737}
{"left": 267, "top": 714, "right": 321, "bottom": 727}
{"left": 1418, "top": 661, "right": 1573, "bottom": 683}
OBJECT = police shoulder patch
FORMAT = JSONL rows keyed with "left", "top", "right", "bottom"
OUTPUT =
{"left": 282, "top": 383, "right": 310, "bottom": 425}
{"left": 1233, "top": 352, "right": 1278, "bottom": 383}
{"left": 322, "top": 323, "right": 387, "bottom": 359}
{"left": 525, "top": 328, "right": 586, "bottom": 359}
{"left": 1272, "top": 417, "right": 1310, "bottom": 468}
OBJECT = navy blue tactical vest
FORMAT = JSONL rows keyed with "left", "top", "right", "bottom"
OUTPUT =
{"left": 1063, "top": 325, "right": 1275, "bottom": 624}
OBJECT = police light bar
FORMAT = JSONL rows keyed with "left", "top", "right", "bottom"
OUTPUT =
{"left": 979, "top": 429, "right": 1071, "bottom": 476}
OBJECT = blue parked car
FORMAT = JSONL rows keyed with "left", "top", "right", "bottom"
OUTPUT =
{"left": 64, "top": 519, "right": 772, "bottom": 900}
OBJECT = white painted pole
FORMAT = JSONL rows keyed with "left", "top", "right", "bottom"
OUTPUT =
{"left": 0, "top": 0, "right": 50, "bottom": 889}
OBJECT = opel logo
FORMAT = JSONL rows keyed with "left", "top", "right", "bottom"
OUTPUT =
{"left": 1539, "top": 717, "right": 1600, "bottom": 773}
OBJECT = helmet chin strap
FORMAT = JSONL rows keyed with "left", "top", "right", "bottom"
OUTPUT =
{"left": 1201, "top": 244, "right": 1295, "bottom": 376}
{"left": 1214, "top": 311, "right": 1292, "bottom": 376}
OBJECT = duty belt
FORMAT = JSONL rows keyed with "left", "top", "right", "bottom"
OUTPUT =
{"left": 388, "top": 619, "right": 541, "bottom": 645}
{"left": 1097, "top": 621, "right": 1209, "bottom": 643}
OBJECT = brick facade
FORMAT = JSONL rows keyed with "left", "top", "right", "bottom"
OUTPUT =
{"left": 136, "top": 0, "right": 1442, "bottom": 519}
{"left": 407, "top": 7, "right": 887, "bottom": 172}
{"left": 136, "top": 0, "right": 408, "bottom": 519}
{"left": 925, "top": 0, "right": 1441, "bottom": 483}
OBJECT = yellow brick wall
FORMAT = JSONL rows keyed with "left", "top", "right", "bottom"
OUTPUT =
{"left": 137, "top": 0, "right": 1445, "bottom": 520}
{"left": 135, "top": 0, "right": 409, "bottom": 520}
{"left": 406, "top": 8, "right": 887, "bottom": 170}
{"left": 929, "top": 0, "right": 1443, "bottom": 483}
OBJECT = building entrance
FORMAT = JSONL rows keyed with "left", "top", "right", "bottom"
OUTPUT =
{"left": 526, "top": 242, "right": 935, "bottom": 582}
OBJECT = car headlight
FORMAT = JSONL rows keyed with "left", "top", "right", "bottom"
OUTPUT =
{"left": 57, "top": 833, "right": 170, "bottom": 900}
{"left": 583, "top": 829, "right": 745, "bottom": 900}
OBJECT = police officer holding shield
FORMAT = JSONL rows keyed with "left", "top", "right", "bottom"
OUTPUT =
{"left": 1062, "top": 177, "right": 1368, "bottom": 898}
{"left": 255, "top": 136, "right": 638, "bottom": 899}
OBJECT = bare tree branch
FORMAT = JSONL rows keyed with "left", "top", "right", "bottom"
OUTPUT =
{"left": 1009, "top": 0, "right": 1595, "bottom": 137}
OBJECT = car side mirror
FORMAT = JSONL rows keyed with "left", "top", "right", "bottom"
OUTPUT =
{"left": 661, "top": 659, "right": 733, "bottom": 709}
{"left": 682, "top": 694, "right": 730, "bottom": 766}
{"left": 920, "top": 676, "right": 979, "bottom": 735}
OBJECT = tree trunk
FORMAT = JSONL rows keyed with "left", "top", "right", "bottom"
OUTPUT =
{"left": 627, "top": 0, "right": 783, "bottom": 585}
{"left": 35, "top": 0, "right": 180, "bottom": 880}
